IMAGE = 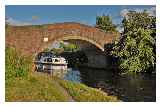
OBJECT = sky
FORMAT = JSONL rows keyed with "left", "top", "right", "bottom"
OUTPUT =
{"left": 6, "top": 5, "right": 155, "bottom": 27}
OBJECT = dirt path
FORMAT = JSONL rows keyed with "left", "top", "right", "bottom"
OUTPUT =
{"left": 32, "top": 71, "right": 75, "bottom": 101}
{"left": 53, "top": 80, "right": 75, "bottom": 102}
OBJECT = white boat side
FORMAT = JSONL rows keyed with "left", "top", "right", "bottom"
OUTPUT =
{"left": 35, "top": 57, "right": 68, "bottom": 71}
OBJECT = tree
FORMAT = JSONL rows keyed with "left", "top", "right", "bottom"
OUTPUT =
{"left": 111, "top": 11, "right": 156, "bottom": 73}
{"left": 59, "top": 42, "right": 79, "bottom": 52}
{"left": 59, "top": 41, "right": 65, "bottom": 50}
{"left": 96, "top": 14, "right": 117, "bottom": 32}
{"left": 66, "top": 43, "right": 79, "bottom": 52}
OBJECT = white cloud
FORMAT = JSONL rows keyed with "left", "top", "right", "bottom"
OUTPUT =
{"left": 120, "top": 9, "right": 129, "bottom": 17}
{"left": 147, "top": 7, "right": 156, "bottom": 16}
{"left": 50, "top": 41, "right": 69, "bottom": 49}
{"left": 51, "top": 41, "right": 60, "bottom": 49}
{"left": 134, "top": 8, "right": 144, "bottom": 13}
{"left": 116, "top": 26, "right": 123, "bottom": 33}
{"left": 5, "top": 17, "right": 32, "bottom": 26}
{"left": 120, "top": 7, "right": 156, "bottom": 17}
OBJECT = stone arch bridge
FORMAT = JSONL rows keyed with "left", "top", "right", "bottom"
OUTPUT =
{"left": 6, "top": 22, "right": 119, "bottom": 68}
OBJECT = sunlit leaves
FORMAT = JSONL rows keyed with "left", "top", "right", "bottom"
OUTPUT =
{"left": 96, "top": 15, "right": 117, "bottom": 32}
{"left": 111, "top": 11, "right": 156, "bottom": 73}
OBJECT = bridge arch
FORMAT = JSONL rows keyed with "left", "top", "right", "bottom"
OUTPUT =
{"left": 42, "top": 35, "right": 105, "bottom": 52}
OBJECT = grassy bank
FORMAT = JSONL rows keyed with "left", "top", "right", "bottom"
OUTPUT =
{"left": 5, "top": 47, "right": 120, "bottom": 102}
{"left": 58, "top": 79, "right": 119, "bottom": 102}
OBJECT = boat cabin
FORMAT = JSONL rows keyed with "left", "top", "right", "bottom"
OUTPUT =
{"left": 34, "top": 52, "right": 68, "bottom": 72}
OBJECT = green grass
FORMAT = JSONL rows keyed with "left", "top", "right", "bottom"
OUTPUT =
{"left": 58, "top": 79, "right": 120, "bottom": 102}
{"left": 5, "top": 47, "right": 31, "bottom": 79}
{"left": 5, "top": 47, "right": 120, "bottom": 102}
{"left": 6, "top": 72, "right": 69, "bottom": 101}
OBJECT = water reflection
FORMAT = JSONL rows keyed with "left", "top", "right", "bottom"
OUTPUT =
{"left": 64, "top": 68, "right": 81, "bottom": 83}
{"left": 64, "top": 67, "right": 156, "bottom": 102}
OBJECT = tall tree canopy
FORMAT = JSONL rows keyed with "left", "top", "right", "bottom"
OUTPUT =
{"left": 111, "top": 11, "right": 156, "bottom": 73}
{"left": 96, "top": 15, "right": 117, "bottom": 32}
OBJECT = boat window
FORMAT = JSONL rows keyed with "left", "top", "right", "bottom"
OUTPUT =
{"left": 47, "top": 58, "right": 52, "bottom": 62}
{"left": 44, "top": 58, "right": 47, "bottom": 62}
{"left": 54, "top": 59, "right": 59, "bottom": 62}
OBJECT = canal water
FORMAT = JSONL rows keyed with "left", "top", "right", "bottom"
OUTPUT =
{"left": 64, "top": 67, "right": 156, "bottom": 102}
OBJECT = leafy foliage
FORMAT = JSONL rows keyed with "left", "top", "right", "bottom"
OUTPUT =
{"left": 59, "top": 42, "right": 79, "bottom": 52}
{"left": 96, "top": 14, "right": 117, "bottom": 32}
{"left": 111, "top": 11, "right": 156, "bottom": 73}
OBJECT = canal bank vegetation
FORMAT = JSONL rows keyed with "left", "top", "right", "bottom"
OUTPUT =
{"left": 98, "top": 11, "right": 156, "bottom": 73}
{"left": 6, "top": 47, "right": 119, "bottom": 101}
{"left": 58, "top": 79, "right": 119, "bottom": 102}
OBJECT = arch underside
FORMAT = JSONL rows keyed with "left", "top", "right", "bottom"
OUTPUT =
{"left": 50, "top": 35, "right": 105, "bottom": 51}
